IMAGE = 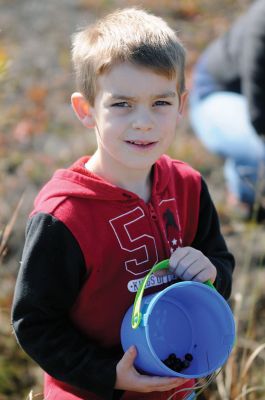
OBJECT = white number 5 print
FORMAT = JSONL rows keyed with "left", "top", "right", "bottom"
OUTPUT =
{"left": 109, "top": 207, "right": 158, "bottom": 275}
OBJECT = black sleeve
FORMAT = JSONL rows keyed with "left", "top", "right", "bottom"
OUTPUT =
{"left": 240, "top": 1, "right": 265, "bottom": 136}
{"left": 191, "top": 179, "right": 235, "bottom": 299}
{"left": 11, "top": 213, "right": 119, "bottom": 399}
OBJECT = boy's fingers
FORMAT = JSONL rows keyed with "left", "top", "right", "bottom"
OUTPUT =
{"left": 154, "top": 270, "right": 174, "bottom": 277}
{"left": 169, "top": 248, "right": 190, "bottom": 269}
{"left": 139, "top": 375, "right": 186, "bottom": 391}
{"left": 192, "top": 270, "right": 209, "bottom": 283}
{"left": 117, "top": 348, "right": 187, "bottom": 392}
{"left": 176, "top": 260, "right": 208, "bottom": 280}
{"left": 169, "top": 251, "right": 198, "bottom": 276}
{"left": 169, "top": 247, "right": 217, "bottom": 282}
{"left": 121, "top": 346, "right": 137, "bottom": 367}
{"left": 192, "top": 268, "right": 216, "bottom": 283}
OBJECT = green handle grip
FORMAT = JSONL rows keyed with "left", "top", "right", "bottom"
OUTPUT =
{"left": 131, "top": 259, "right": 215, "bottom": 329}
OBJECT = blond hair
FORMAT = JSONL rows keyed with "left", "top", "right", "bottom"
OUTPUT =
{"left": 72, "top": 8, "right": 186, "bottom": 105}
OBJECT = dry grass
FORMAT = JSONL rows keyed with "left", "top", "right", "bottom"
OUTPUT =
{"left": 0, "top": 194, "right": 24, "bottom": 262}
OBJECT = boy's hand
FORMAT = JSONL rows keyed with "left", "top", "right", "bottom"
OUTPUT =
{"left": 115, "top": 346, "right": 186, "bottom": 392}
{"left": 168, "top": 246, "right": 217, "bottom": 283}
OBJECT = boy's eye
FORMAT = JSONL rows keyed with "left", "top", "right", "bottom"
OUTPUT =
{"left": 111, "top": 102, "right": 130, "bottom": 108}
{"left": 154, "top": 100, "right": 171, "bottom": 106}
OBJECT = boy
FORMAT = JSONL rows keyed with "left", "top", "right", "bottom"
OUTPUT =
{"left": 11, "top": 8, "right": 235, "bottom": 400}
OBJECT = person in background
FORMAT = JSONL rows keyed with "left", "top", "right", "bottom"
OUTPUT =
{"left": 189, "top": 0, "right": 265, "bottom": 221}
{"left": 11, "top": 8, "right": 234, "bottom": 400}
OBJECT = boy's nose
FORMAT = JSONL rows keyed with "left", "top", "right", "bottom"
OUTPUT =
{"left": 132, "top": 109, "right": 153, "bottom": 131}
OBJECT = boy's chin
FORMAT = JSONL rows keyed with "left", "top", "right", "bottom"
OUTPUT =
{"left": 121, "top": 158, "right": 158, "bottom": 171}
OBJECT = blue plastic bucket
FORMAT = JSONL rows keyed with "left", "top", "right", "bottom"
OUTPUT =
{"left": 121, "top": 260, "right": 235, "bottom": 378}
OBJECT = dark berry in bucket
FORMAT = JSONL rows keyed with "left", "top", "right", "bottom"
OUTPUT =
{"left": 185, "top": 353, "right": 193, "bottom": 361}
{"left": 172, "top": 358, "right": 182, "bottom": 372}
{"left": 162, "top": 353, "right": 192, "bottom": 372}
{"left": 164, "top": 358, "right": 173, "bottom": 368}
{"left": 182, "top": 359, "right": 190, "bottom": 369}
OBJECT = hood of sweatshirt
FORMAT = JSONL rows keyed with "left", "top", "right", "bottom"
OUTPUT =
{"left": 33, "top": 154, "right": 176, "bottom": 209}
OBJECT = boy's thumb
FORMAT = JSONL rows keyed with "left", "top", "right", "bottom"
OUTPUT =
{"left": 123, "top": 346, "right": 137, "bottom": 366}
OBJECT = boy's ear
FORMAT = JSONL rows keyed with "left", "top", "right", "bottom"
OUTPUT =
{"left": 178, "top": 90, "right": 189, "bottom": 117}
{"left": 71, "top": 92, "right": 95, "bottom": 128}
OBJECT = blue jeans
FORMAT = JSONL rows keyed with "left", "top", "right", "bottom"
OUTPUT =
{"left": 185, "top": 392, "right": 196, "bottom": 399}
{"left": 189, "top": 92, "right": 265, "bottom": 205}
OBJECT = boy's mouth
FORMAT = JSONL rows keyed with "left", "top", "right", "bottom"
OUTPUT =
{"left": 126, "top": 140, "right": 157, "bottom": 147}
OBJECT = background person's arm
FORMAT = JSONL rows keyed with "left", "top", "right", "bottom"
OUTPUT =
{"left": 240, "top": 0, "right": 265, "bottom": 136}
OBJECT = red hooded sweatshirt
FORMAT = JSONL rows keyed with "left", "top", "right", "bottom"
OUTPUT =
{"left": 12, "top": 154, "right": 234, "bottom": 400}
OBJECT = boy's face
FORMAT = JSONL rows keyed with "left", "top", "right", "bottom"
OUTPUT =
{"left": 73, "top": 62, "right": 187, "bottom": 176}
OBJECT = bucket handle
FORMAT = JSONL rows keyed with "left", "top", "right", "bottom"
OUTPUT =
{"left": 131, "top": 259, "right": 215, "bottom": 329}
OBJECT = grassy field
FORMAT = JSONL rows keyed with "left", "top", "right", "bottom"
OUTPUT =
{"left": 0, "top": 0, "right": 265, "bottom": 399}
